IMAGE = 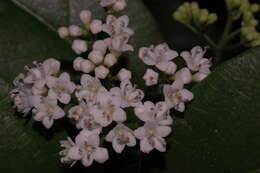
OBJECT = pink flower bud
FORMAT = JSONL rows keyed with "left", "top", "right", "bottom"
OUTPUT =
{"left": 143, "top": 69, "right": 159, "bottom": 86}
{"left": 93, "top": 40, "right": 108, "bottom": 55}
{"left": 95, "top": 65, "right": 109, "bottom": 79}
{"left": 104, "top": 54, "right": 117, "bottom": 67}
{"left": 72, "top": 40, "right": 88, "bottom": 54}
{"left": 90, "top": 20, "right": 103, "bottom": 34}
{"left": 81, "top": 60, "right": 95, "bottom": 73}
{"left": 73, "top": 57, "right": 84, "bottom": 71}
{"left": 68, "top": 25, "right": 82, "bottom": 37}
{"left": 117, "top": 68, "right": 132, "bottom": 81}
{"left": 57, "top": 27, "right": 69, "bottom": 38}
{"left": 80, "top": 10, "right": 92, "bottom": 24}
{"left": 192, "top": 72, "right": 208, "bottom": 82}
{"left": 88, "top": 50, "right": 104, "bottom": 65}
{"left": 113, "top": 1, "right": 127, "bottom": 11}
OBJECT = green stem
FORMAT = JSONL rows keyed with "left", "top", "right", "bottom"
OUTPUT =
{"left": 186, "top": 24, "right": 217, "bottom": 48}
{"left": 224, "top": 28, "right": 241, "bottom": 42}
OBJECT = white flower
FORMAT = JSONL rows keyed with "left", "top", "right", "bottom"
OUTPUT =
{"left": 80, "top": 59, "right": 95, "bottom": 73}
{"left": 143, "top": 69, "right": 159, "bottom": 86}
{"left": 134, "top": 121, "right": 171, "bottom": 153}
{"left": 134, "top": 101, "right": 173, "bottom": 126}
{"left": 95, "top": 65, "right": 109, "bottom": 79}
{"left": 163, "top": 80, "right": 193, "bottom": 112}
{"left": 100, "top": 0, "right": 127, "bottom": 11}
{"left": 104, "top": 53, "right": 117, "bottom": 67}
{"left": 33, "top": 97, "right": 65, "bottom": 129}
{"left": 59, "top": 137, "right": 79, "bottom": 166}
{"left": 76, "top": 74, "right": 107, "bottom": 103}
{"left": 89, "top": 91, "right": 126, "bottom": 127}
{"left": 117, "top": 68, "right": 132, "bottom": 81}
{"left": 102, "top": 15, "right": 133, "bottom": 37}
{"left": 72, "top": 40, "right": 88, "bottom": 54}
{"left": 68, "top": 25, "right": 82, "bottom": 37}
{"left": 90, "top": 19, "right": 103, "bottom": 34}
{"left": 93, "top": 40, "right": 108, "bottom": 55}
{"left": 110, "top": 80, "right": 144, "bottom": 108}
{"left": 60, "top": 130, "right": 109, "bottom": 167}
{"left": 46, "top": 72, "right": 76, "bottom": 104}
{"left": 175, "top": 67, "right": 192, "bottom": 84}
{"left": 80, "top": 10, "right": 92, "bottom": 24}
{"left": 139, "top": 43, "right": 178, "bottom": 72}
{"left": 68, "top": 102, "right": 102, "bottom": 133}
{"left": 105, "top": 35, "right": 134, "bottom": 56}
{"left": 181, "top": 46, "right": 212, "bottom": 75}
{"left": 88, "top": 50, "right": 104, "bottom": 65}
{"left": 106, "top": 123, "right": 136, "bottom": 153}
{"left": 58, "top": 27, "right": 69, "bottom": 38}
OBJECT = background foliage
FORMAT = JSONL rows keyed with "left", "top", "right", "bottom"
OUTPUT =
{"left": 0, "top": 0, "right": 259, "bottom": 172}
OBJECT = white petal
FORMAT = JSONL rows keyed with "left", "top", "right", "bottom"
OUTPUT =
{"left": 105, "top": 129, "right": 115, "bottom": 142}
{"left": 126, "top": 133, "right": 136, "bottom": 147}
{"left": 134, "top": 127, "right": 146, "bottom": 139}
{"left": 46, "top": 76, "right": 57, "bottom": 88}
{"left": 93, "top": 147, "right": 109, "bottom": 163}
{"left": 60, "top": 72, "right": 70, "bottom": 81}
{"left": 140, "top": 138, "right": 153, "bottom": 153}
{"left": 156, "top": 126, "right": 172, "bottom": 137}
{"left": 53, "top": 106, "right": 65, "bottom": 119}
{"left": 42, "top": 117, "right": 54, "bottom": 129}
{"left": 113, "top": 108, "right": 126, "bottom": 122}
{"left": 68, "top": 146, "right": 81, "bottom": 160}
{"left": 82, "top": 154, "right": 94, "bottom": 167}
{"left": 154, "top": 137, "right": 166, "bottom": 152}
{"left": 180, "top": 89, "right": 194, "bottom": 102}
{"left": 156, "top": 61, "right": 168, "bottom": 71}
{"left": 59, "top": 93, "right": 71, "bottom": 104}
{"left": 112, "top": 137, "right": 125, "bottom": 153}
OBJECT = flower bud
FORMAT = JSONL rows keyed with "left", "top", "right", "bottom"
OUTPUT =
{"left": 143, "top": 69, "right": 159, "bottom": 86}
{"left": 68, "top": 25, "right": 82, "bottom": 37}
{"left": 192, "top": 72, "right": 208, "bottom": 82}
{"left": 104, "top": 53, "right": 117, "bottom": 67}
{"left": 88, "top": 50, "right": 104, "bottom": 65}
{"left": 57, "top": 27, "right": 69, "bottom": 38}
{"left": 93, "top": 40, "right": 108, "bottom": 55}
{"left": 72, "top": 40, "right": 88, "bottom": 54}
{"left": 81, "top": 59, "right": 95, "bottom": 73}
{"left": 164, "top": 62, "right": 177, "bottom": 75}
{"left": 117, "top": 68, "right": 132, "bottom": 81}
{"left": 251, "top": 4, "right": 260, "bottom": 13}
{"left": 80, "top": 10, "right": 92, "bottom": 24}
{"left": 175, "top": 67, "right": 192, "bottom": 84}
{"left": 90, "top": 20, "right": 103, "bottom": 34}
{"left": 199, "top": 9, "right": 209, "bottom": 23}
{"left": 207, "top": 13, "right": 218, "bottom": 24}
{"left": 73, "top": 57, "right": 84, "bottom": 71}
{"left": 95, "top": 65, "right": 109, "bottom": 79}
{"left": 113, "top": 1, "right": 127, "bottom": 11}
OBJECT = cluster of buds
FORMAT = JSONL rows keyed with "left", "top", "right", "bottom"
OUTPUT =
{"left": 58, "top": 10, "right": 134, "bottom": 79}
{"left": 10, "top": 0, "right": 213, "bottom": 169}
{"left": 173, "top": 2, "right": 218, "bottom": 27}
{"left": 240, "top": 2, "right": 260, "bottom": 46}
{"left": 98, "top": 0, "right": 127, "bottom": 12}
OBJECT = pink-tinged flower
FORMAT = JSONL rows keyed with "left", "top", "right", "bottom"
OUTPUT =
{"left": 93, "top": 40, "right": 108, "bottom": 55}
{"left": 90, "top": 19, "right": 103, "bottom": 34}
{"left": 46, "top": 72, "right": 76, "bottom": 104}
{"left": 143, "top": 69, "right": 159, "bottom": 86}
{"left": 163, "top": 80, "right": 193, "bottom": 112}
{"left": 139, "top": 43, "right": 178, "bottom": 72}
{"left": 58, "top": 27, "right": 69, "bottom": 38}
{"left": 76, "top": 74, "right": 107, "bottom": 103}
{"left": 106, "top": 123, "right": 136, "bottom": 153}
{"left": 100, "top": 0, "right": 127, "bottom": 11}
{"left": 181, "top": 46, "right": 212, "bottom": 76}
{"left": 68, "top": 25, "right": 82, "bottom": 37}
{"left": 79, "top": 10, "right": 92, "bottom": 24}
{"left": 134, "top": 121, "right": 171, "bottom": 153}
{"left": 60, "top": 130, "right": 109, "bottom": 167}
{"left": 110, "top": 80, "right": 144, "bottom": 108}
{"left": 95, "top": 65, "right": 109, "bottom": 79}
{"left": 89, "top": 91, "right": 126, "bottom": 127}
{"left": 33, "top": 97, "right": 65, "bottom": 129}
{"left": 68, "top": 102, "right": 102, "bottom": 133}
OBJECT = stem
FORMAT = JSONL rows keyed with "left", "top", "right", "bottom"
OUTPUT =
{"left": 224, "top": 28, "right": 241, "bottom": 42}
{"left": 186, "top": 24, "right": 217, "bottom": 48}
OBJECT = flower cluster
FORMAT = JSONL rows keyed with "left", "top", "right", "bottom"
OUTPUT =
{"left": 58, "top": 10, "right": 134, "bottom": 79}
{"left": 10, "top": 0, "right": 213, "bottom": 168}
{"left": 10, "top": 59, "right": 75, "bottom": 128}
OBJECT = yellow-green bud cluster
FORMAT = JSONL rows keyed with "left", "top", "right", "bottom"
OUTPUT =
{"left": 225, "top": 0, "right": 251, "bottom": 13}
{"left": 173, "top": 2, "right": 218, "bottom": 26}
{"left": 240, "top": 4, "right": 260, "bottom": 47}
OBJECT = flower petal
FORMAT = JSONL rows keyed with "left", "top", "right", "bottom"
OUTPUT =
{"left": 93, "top": 147, "right": 109, "bottom": 163}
